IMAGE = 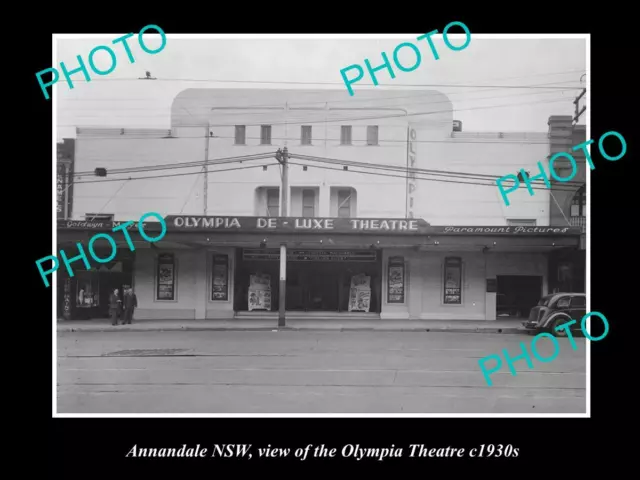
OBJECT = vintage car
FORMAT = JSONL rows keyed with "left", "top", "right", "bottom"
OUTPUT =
{"left": 522, "top": 292, "right": 586, "bottom": 337}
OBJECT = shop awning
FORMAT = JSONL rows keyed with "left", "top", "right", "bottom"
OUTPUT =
{"left": 56, "top": 216, "right": 582, "bottom": 251}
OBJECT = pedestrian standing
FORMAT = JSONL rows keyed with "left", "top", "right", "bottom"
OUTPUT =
{"left": 109, "top": 288, "right": 122, "bottom": 326}
{"left": 123, "top": 287, "right": 138, "bottom": 324}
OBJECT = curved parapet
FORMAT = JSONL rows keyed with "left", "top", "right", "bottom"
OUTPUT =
{"left": 170, "top": 87, "right": 454, "bottom": 129}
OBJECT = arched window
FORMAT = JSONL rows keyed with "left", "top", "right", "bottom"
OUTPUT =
{"left": 570, "top": 185, "right": 586, "bottom": 217}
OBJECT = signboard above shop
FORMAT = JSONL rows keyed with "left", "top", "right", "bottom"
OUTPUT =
{"left": 434, "top": 226, "right": 581, "bottom": 235}
{"left": 164, "top": 216, "right": 429, "bottom": 234}
{"left": 57, "top": 216, "right": 582, "bottom": 237}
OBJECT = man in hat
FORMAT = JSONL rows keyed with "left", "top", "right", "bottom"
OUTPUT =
{"left": 123, "top": 286, "right": 138, "bottom": 324}
{"left": 109, "top": 288, "right": 122, "bottom": 326}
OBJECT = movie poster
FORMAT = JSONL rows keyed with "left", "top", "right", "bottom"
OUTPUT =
{"left": 157, "top": 254, "right": 175, "bottom": 300}
{"left": 387, "top": 256, "right": 405, "bottom": 303}
{"left": 211, "top": 254, "right": 229, "bottom": 301}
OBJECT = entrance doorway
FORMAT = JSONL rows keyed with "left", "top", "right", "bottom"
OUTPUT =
{"left": 496, "top": 275, "right": 543, "bottom": 319}
{"left": 234, "top": 248, "right": 383, "bottom": 313}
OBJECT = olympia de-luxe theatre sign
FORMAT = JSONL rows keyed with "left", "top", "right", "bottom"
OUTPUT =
{"left": 162, "top": 217, "right": 581, "bottom": 235}
{"left": 166, "top": 216, "right": 428, "bottom": 233}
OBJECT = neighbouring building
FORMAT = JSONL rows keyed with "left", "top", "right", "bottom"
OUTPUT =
{"left": 56, "top": 138, "right": 74, "bottom": 320}
{"left": 546, "top": 115, "right": 586, "bottom": 294}
{"left": 57, "top": 139, "right": 74, "bottom": 220}
{"left": 56, "top": 89, "right": 582, "bottom": 322}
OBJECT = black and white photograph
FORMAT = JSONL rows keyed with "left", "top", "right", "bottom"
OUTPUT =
{"left": 52, "top": 32, "right": 589, "bottom": 416}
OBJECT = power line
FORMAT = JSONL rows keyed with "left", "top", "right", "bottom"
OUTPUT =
{"left": 68, "top": 156, "right": 581, "bottom": 196}
{"left": 88, "top": 180, "right": 130, "bottom": 220}
{"left": 59, "top": 88, "right": 576, "bottom": 121}
{"left": 71, "top": 148, "right": 581, "bottom": 190}
{"left": 72, "top": 152, "right": 275, "bottom": 176}
{"left": 66, "top": 154, "right": 581, "bottom": 196}
{"left": 286, "top": 160, "right": 582, "bottom": 193}
{"left": 59, "top": 77, "right": 584, "bottom": 112}
{"left": 61, "top": 88, "right": 576, "bottom": 121}
{"left": 179, "top": 170, "right": 204, "bottom": 214}
{"left": 71, "top": 163, "right": 277, "bottom": 184}
{"left": 58, "top": 68, "right": 586, "bottom": 102}
{"left": 65, "top": 134, "right": 552, "bottom": 145}
{"left": 291, "top": 153, "right": 584, "bottom": 188}
{"left": 55, "top": 76, "right": 586, "bottom": 89}
{"left": 58, "top": 96, "right": 574, "bottom": 129}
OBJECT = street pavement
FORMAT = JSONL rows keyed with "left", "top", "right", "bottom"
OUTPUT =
{"left": 56, "top": 330, "right": 587, "bottom": 414}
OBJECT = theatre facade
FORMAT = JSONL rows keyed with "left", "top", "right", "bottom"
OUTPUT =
{"left": 56, "top": 215, "right": 582, "bottom": 322}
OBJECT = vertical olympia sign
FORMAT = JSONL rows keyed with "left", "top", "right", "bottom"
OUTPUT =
{"left": 407, "top": 127, "right": 418, "bottom": 218}
{"left": 36, "top": 25, "right": 167, "bottom": 100}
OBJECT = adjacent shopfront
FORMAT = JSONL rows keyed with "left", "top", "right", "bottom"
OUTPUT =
{"left": 56, "top": 216, "right": 582, "bottom": 321}
{"left": 56, "top": 248, "right": 135, "bottom": 320}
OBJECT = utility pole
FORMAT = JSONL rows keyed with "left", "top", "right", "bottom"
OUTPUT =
{"left": 277, "top": 147, "right": 289, "bottom": 217}
{"left": 573, "top": 74, "right": 586, "bottom": 125}
{"left": 203, "top": 126, "right": 211, "bottom": 215}
{"left": 405, "top": 125, "right": 410, "bottom": 217}
{"left": 573, "top": 88, "right": 586, "bottom": 124}
{"left": 275, "top": 147, "right": 289, "bottom": 327}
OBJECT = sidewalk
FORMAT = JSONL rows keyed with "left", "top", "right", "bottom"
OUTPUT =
{"left": 57, "top": 318, "right": 528, "bottom": 334}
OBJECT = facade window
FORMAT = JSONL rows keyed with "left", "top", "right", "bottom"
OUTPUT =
{"left": 337, "top": 189, "right": 352, "bottom": 218}
{"left": 302, "top": 189, "right": 315, "bottom": 217}
{"left": 85, "top": 213, "right": 114, "bottom": 222}
{"left": 211, "top": 254, "right": 229, "bottom": 301}
{"left": 266, "top": 188, "right": 280, "bottom": 217}
{"left": 260, "top": 125, "right": 272, "bottom": 145}
{"left": 340, "top": 126, "right": 352, "bottom": 145}
{"left": 367, "top": 125, "right": 379, "bottom": 146}
{"left": 570, "top": 185, "right": 586, "bottom": 217}
{"left": 301, "top": 125, "right": 312, "bottom": 145}
{"left": 156, "top": 253, "right": 176, "bottom": 301}
{"left": 235, "top": 125, "right": 246, "bottom": 145}
{"left": 507, "top": 219, "right": 537, "bottom": 227}
{"left": 443, "top": 257, "right": 462, "bottom": 305}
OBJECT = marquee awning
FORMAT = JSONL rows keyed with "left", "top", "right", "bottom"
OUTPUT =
{"left": 56, "top": 215, "right": 582, "bottom": 250}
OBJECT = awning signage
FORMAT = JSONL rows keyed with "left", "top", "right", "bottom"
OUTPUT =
{"left": 243, "top": 248, "right": 377, "bottom": 262}
{"left": 57, "top": 216, "right": 582, "bottom": 236}
{"left": 434, "top": 226, "right": 581, "bottom": 235}
{"left": 165, "top": 216, "right": 427, "bottom": 234}
{"left": 58, "top": 219, "right": 148, "bottom": 230}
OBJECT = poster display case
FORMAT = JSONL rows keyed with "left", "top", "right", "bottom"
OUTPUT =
{"left": 248, "top": 273, "right": 272, "bottom": 311}
{"left": 157, "top": 253, "right": 175, "bottom": 301}
{"left": 444, "top": 257, "right": 462, "bottom": 304}
{"left": 348, "top": 273, "right": 371, "bottom": 312}
{"left": 387, "top": 256, "right": 405, "bottom": 303}
{"left": 211, "top": 254, "right": 229, "bottom": 301}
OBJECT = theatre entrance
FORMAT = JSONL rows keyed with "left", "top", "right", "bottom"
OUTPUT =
{"left": 233, "top": 248, "right": 383, "bottom": 313}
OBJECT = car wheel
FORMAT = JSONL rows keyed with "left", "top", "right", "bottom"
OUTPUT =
{"left": 549, "top": 316, "right": 570, "bottom": 337}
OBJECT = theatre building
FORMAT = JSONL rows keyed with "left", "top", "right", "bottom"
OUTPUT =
{"left": 56, "top": 216, "right": 581, "bottom": 321}
{"left": 56, "top": 88, "right": 585, "bottom": 323}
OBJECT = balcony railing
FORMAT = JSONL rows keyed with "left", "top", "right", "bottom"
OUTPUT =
{"left": 570, "top": 216, "right": 586, "bottom": 232}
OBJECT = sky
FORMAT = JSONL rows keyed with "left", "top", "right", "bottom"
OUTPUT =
{"left": 55, "top": 35, "right": 587, "bottom": 141}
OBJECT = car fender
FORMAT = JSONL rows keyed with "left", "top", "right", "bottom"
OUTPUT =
{"left": 541, "top": 312, "right": 572, "bottom": 329}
